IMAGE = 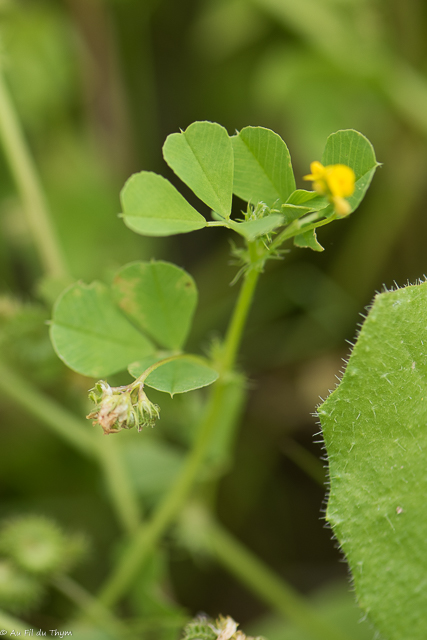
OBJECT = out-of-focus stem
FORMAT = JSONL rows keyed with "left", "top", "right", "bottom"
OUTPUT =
{"left": 0, "top": 360, "right": 141, "bottom": 534}
{"left": 0, "top": 68, "right": 70, "bottom": 279}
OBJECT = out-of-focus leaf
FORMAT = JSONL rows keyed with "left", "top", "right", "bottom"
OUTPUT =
{"left": 163, "top": 121, "right": 233, "bottom": 218}
{"left": 50, "top": 282, "right": 154, "bottom": 378}
{"left": 232, "top": 126, "right": 295, "bottom": 207}
{"left": 121, "top": 172, "right": 206, "bottom": 237}
{"left": 112, "top": 261, "right": 197, "bottom": 350}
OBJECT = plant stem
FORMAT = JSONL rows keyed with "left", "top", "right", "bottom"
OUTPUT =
{"left": 270, "top": 211, "right": 336, "bottom": 252}
{"left": 0, "top": 67, "right": 70, "bottom": 279}
{"left": 97, "top": 257, "right": 261, "bottom": 607}
{"left": 0, "top": 360, "right": 94, "bottom": 456}
{"left": 281, "top": 437, "right": 326, "bottom": 486}
{"left": 52, "top": 574, "right": 131, "bottom": 639}
{"left": 96, "top": 436, "right": 142, "bottom": 534}
{"left": 0, "top": 360, "right": 141, "bottom": 534}
{"left": 220, "top": 264, "right": 260, "bottom": 372}
{"left": 134, "top": 353, "right": 211, "bottom": 385}
{"left": 208, "top": 520, "right": 354, "bottom": 640}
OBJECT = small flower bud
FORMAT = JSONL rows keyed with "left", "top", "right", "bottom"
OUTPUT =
{"left": 136, "top": 387, "right": 160, "bottom": 431}
{"left": 87, "top": 380, "right": 160, "bottom": 434}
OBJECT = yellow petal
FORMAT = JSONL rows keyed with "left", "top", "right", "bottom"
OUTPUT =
{"left": 325, "top": 164, "right": 355, "bottom": 198}
{"left": 332, "top": 196, "right": 352, "bottom": 216}
{"left": 303, "top": 160, "right": 325, "bottom": 182}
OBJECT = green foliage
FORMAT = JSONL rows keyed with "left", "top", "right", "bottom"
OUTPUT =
{"left": 163, "top": 121, "right": 234, "bottom": 218}
{"left": 232, "top": 125, "right": 296, "bottom": 207}
{"left": 319, "top": 282, "right": 427, "bottom": 639}
{"left": 121, "top": 172, "right": 207, "bottom": 237}
{"left": 50, "top": 281, "right": 155, "bottom": 378}
{"left": 321, "top": 130, "right": 379, "bottom": 215}
{"left": 129, "top": 355, "right": 219, "bottom": 396}
{"left": 50, "top": 261, "right": 211, "bottom": 385}
{"left": 112, "top": 261, "right": 198, "bottom": 351}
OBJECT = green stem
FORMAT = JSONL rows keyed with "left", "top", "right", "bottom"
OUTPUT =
{"left": 0, "top": 360, "right": 94, "bottom": 456}
{"left": 0, "top": 610, "right": 27, "bottom": 634}
{"left": 52, "top": 574, "right": 130, "bottom": 639}
{"left": 97, "top": 257, "right": 261, "bottom": 607}
{"left": 208, "top": 520, "right": 354, "bottom": 640}
{"left": 281, "top": 437, "right": 326, "bottom": 486}
{"left": 221, "top": 263, "right": 260, "bottom": 372}
{"left": 96, "top": 436, "right": 142, "bottom": 534}
{"left": 271, "top": 211, "right": 336, "bottom": 252}
{"left": 0, "top": 360, "right": 141, "bottom": 535}
{"left": 134, "top": 353, "right": 209, "bottom": 385}
{"left": 0, "top": 67, "right": 70, "bottom": 279}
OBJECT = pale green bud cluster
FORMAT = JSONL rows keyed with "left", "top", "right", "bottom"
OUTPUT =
{"left": 87, "top": 380, "right": 160, "bottom": 434}
{"left": 0, "top": 516, "right": 87, "bottom": 613}
{"left": 181, "top": 614, "right": 264, "bottom": 640}
{"left": 244, "top": 200, "right": 271, "bottom": 222}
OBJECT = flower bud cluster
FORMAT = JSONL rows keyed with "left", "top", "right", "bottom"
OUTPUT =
{"left": 87, "top": 380, "right": 160, "bottom": 434}
{"left": 244, "top": 200, "right": 271, "bottom": 222}
{"left": 182, "top": 614, "right": 264, "bottom": 640}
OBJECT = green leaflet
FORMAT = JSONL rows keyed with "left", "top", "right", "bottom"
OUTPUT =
{"left": 50, "top": 282, "right": 155, "bottom": 378}
{"left": 120, "top": 171, "right": 206, "bottom": 236}
{"left": 228, "top": 214, "right": 284, "bottom": 241}
{"left": 321, "top": 129, "right": 379, "bottom": 214}
{"left": 50, "top": 261, "right": 208, "bottom": 386}
{"left": 113, "top": 261, "right": 197, "bottom": 350}
{"left": 232, "top": 126, "right": 296, "bottom": 207}
{"left": 294, "top": 229, "right": 324, "bottom": 251}
{"left": 319, "top": 282, "right": 427, "bottom": 639}
{"left": 129, "top": 355, "right": 219, "bottom": 397}
{"left": 163, "top": 121, "right": 233, "bottom": 218}
{"left": 129, "top": 355, "right": 218, "bottom": 397}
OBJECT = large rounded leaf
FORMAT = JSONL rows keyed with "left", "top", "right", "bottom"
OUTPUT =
{"left": 121, "top": 171, "right": 206, "bottom": 236}
{"left": 50, "top": 282, "right": 155, "bottom": 378}
{"left": 112, "top": 261, "right": 198, "bottom": 350}
{"left": 163, "top": 121, "right": 233, "bottom": 218}
{"left": 319, "top": 282, "right": 427, "bottom": 639}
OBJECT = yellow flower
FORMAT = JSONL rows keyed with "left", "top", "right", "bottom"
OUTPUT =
{"left": 303, "top": 161, "right": 356, "bottom": 216}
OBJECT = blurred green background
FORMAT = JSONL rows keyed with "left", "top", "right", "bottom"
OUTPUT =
{"left": 1, "top": 0, "right": 426, "bottom": 637}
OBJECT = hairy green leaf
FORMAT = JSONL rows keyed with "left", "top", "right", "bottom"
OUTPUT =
{"left": 319, "top": 282, "right": 427, "bottom": 639}
{"left": 163, "top": 121, "right": 233, "bottom": 218}
{"left": 113, "top": 261, "right": 197, "bottom": 350}
{"left": 321, "top": 129, "right": 379, "bottom": 213}
{"left": 232, "top": 126, "right": 295, "bottom": 207}
{"left": 129, "top": 355, "right": 219, "bottom": 396}
{"left": 50, "top": 282, "right": 154, "bottom": 378}
{"left": 121, "top": 171, "right": 206, "bottom": 236}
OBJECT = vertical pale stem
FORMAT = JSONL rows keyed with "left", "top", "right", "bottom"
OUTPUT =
{"left": 0, "top": 68, "right": 69, "bottom": 278}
